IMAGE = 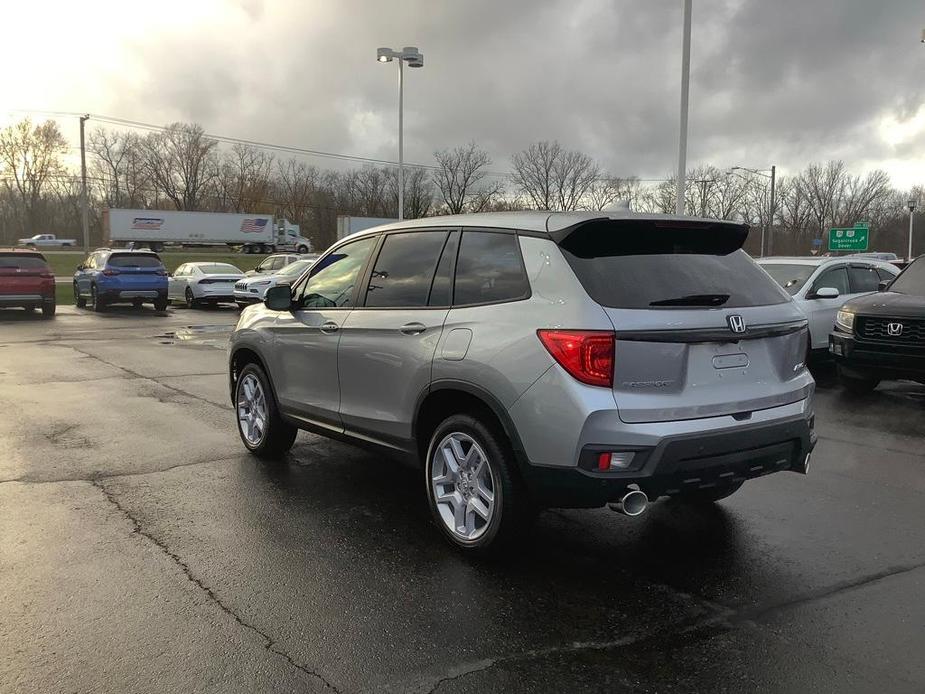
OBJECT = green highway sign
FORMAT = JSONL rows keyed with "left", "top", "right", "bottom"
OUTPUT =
{"left": 828, "top": 224, "right": 869, "bottom": 252}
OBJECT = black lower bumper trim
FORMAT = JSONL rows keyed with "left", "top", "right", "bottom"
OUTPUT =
{"left": 521, "top": 415, "right": 815, "bottom": 508}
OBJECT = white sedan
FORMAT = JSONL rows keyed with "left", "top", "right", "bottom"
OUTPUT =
{"left": 168, "top": 262, "right": 245, "bottom": 308}
{"left": 234, "top": 258, "right": 315, "bottom": 309}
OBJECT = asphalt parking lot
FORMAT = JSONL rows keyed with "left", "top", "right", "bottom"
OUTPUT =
{"left": 1, "top": 305, "right": 924, "bottom": 693}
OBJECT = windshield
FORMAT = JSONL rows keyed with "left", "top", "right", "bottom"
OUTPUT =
{"left": 197, "top": 263, "right": 242, "bottom": 275}
{"left": 277, "top": 259, "right": 312, "bottom": 277}
{"left": 758, "top": 263, "right": 817, "bottom": 295}
{"left": 888, "top": 258, "right": 925, "bottom": 296}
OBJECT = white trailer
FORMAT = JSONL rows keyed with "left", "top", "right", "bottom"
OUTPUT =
{"left": 336, "top": 215, "right": 398, "bottom": 240}
{"left": 103, "top": 209, "right": 314, "bottom": 254}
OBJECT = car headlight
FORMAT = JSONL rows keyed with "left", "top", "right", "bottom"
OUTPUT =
{"left": 835, "top": 309, "right": 855, "bottom": 332}
{"left": 251, "top": 280, "right": 271, "bottom": 286}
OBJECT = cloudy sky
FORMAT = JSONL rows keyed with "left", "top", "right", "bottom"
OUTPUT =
{"left": 2, "top": 0, "right": 924, "bottom": 186}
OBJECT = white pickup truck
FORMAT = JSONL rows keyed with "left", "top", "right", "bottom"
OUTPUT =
{"left": 18, "top": 234, "right": 77, "bottom": 248}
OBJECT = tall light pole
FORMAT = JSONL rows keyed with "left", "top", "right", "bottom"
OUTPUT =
{"left": 676, "top": 0, "right": 692, "bottom": 215}
{"left": 908, "top": 198, "right": 917, "bottom": 260}
{"left": 79, "top": 114, "right": 90, "bottom": 250}
{"left": 731, "top": 165, "right": 776, "bottom": 256}
{"left": 377, "top": 46, "right": 424, "bottom": 221}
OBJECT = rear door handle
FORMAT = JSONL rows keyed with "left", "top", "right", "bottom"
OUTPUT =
{"left": 320, "top": 321, "right": 339, "bottom": 334}
{"left": 400, "top": 322, "right": 426, "bottom": 335}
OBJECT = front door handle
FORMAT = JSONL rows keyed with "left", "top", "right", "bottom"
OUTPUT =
{"left": 400, "top": 322, "right": 426, "bottom": 335}
{"left": 320, "top": 321, "right": 339, "bottom": 334}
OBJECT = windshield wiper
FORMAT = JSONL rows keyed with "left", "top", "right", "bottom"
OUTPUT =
{"left": 649, "top": 293, "right": 730, "bottom": 307}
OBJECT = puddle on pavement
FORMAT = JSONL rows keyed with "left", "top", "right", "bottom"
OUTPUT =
{"left": 157, "top": 324, "right": 234, "bottom": 349}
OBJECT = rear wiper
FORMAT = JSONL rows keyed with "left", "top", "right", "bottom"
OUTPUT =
{"left": 649, "top": 293, "right": 730, "bottom": 307}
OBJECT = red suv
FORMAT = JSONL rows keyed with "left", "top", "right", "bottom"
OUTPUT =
{"left": 0, "top": 250, "right": 56, "bottom": 318}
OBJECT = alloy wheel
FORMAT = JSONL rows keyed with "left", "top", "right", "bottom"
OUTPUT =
{"left": 237, "top": 373, "right": 268, "bottom": 446}
{"left": 431, "top": 432, "right": 496, "bottom": 541}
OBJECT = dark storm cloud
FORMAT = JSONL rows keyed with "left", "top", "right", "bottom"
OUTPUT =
{"left": 106, "top": 0, "right": 925, "bottom": 180}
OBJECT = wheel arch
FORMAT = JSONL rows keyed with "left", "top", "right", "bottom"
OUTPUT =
{"left": 229, "top": 346, "right": 274, "bottom": 405}
{"left": 413, "top": 380, "right": 527, "bottom": 467}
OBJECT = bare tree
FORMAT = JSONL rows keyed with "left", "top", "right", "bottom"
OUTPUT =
{"left": 433, "top": 143, "right": 501, "bottom": 214}
{"left": 143, "top": 122, "right": 218, "bottom": 210}
{"left": 216, "top": 143, "right": 274, "bottom": 213}
{"left": 510, "top": 141, "right": 600, "bottom": 211}
{"left": 392, "top": 166, "right": 434, "bottom": 219}
{"left": 88, "top": 129, "right": 151, "bottom": 209}
{"left": 0, "top": 118, "right": 68, "bottom": 234}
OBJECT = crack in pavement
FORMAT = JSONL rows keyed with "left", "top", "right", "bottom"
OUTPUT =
{"left": 90, "top": 478, "right": 343, "bottom": 694}
{"left": 417, "top": 560, "right": 925, "bottom": 693}
{"left": 67, "top": 345, "right": 230, "bottom": 410}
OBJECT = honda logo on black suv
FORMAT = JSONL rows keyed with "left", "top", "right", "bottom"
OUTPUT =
{"left": 727, "top": 314, "right": 747, "bottom": 333}
{"left": 887, "top": 322, "right": 904, "bottom": 336}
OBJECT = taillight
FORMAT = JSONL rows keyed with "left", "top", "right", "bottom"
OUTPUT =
{"left": 40, "top": 272, "right": 54, "bottom": 279}
{"left": 156, "top": 269, "right": 168, "bottom": 276}
{"left": 102, "top": 269, "right": 120, "bottom": 276}
{"left": 537, "top": 330, "right": 615, "bottom": 387}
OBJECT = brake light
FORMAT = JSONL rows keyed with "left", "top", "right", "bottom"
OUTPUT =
{"left": 40, "top": 272, "right": 54, "bottom": 279}
{"left": 102, "top": 269, "right": 120, "bottom": 276}
{"left": 537, "top": 330, "right": 614, "bottom": 387}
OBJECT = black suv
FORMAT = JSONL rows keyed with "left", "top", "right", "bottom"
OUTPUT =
{"left": 830, "top": 256, "right": 925, "bottom": 393}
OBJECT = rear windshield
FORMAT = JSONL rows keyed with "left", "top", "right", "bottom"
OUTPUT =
{"left": 758, "top": 263, "right": 816, "bottom": 295}
{"left": 888, "top": 258, "right": 925, "bottom": 296}
{"left": 108, "top": 254, "right": 163, "bottom": 268}
{"left": 197, "top": 263, "right": 241, "bottom": 274}
{"left": 0, "top": 254, "right": 48, "bottom": 270}
{"left": 559, "top": 221, "right": 789, "bottom": 309}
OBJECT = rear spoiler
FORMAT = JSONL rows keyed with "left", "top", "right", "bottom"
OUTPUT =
{"left": 551, "top": 218, "right": 750, "bottom": 257}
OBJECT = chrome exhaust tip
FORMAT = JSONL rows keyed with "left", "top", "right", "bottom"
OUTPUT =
{"left": 609, "top": 489, "right": 649, "bottom": 517}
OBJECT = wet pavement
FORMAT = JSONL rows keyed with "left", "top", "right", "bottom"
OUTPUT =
{"left": 1, "top": 305, "right": 924, "bottom": 693}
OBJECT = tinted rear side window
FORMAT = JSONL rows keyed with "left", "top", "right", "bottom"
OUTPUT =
{"left": 454, "top": 231, "right": 529, "bottom": 306}
{"left": 108, "top": 254, "right": 163, "bottom": 268}
{"left": 428, "top": 231, "right": 459, "bottom": 307}
{"left": 365, "top": 231, "right": 448, "bottom": 308}
{"left": 0, "top": 254, "right": 48, "bottom": 270}
{"left": 559, "top": 220, "right": 788, "bottom": 309}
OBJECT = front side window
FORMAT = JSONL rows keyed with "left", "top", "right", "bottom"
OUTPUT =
{"left": 365, "top": 231, "right": 448, "bottom": 308}
{"left": 848, "top": 265, "right": 880, "bottom": 293}
{"left": 296, "top": 237, "right": 377, "bottom": 309}
{"left": 454, "top": 231, "right": 529, "bottom": 306}
{"left": 812, "top": 267, "right": 849, "bottom": 295}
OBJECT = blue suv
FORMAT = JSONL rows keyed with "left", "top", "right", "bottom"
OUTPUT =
{"left": 74, "top": 249, "right": 169, "bottom": 312}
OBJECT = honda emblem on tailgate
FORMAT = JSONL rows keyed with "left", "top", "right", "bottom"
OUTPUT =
{"left": 887, "top": 322, "right": 904, "bottom": 336}
{"left": 727, "top": 315, "right": 746, "bottom": 334}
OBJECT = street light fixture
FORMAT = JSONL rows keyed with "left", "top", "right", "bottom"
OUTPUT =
{"left": 376, "top": 46, "right": 424, "bottom": 221}
{"left": 730, "top": 165, "right": 777, "bottom": 257}
{"left": 908, "top": 198, "right": 917, "bottom": 260}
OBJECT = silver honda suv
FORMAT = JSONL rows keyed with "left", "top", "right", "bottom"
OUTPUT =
{"left": 229, "top": 211, "right": 816, "bottom": 552}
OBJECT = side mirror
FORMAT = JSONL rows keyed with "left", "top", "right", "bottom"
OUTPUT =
{"left": 76, "top": 264, "right": 85, "bottom": 271}
{"left": 878, "top": 280, "right": 890, "bottom": 291}
{"left": 264, "top": 284, "right": 293, "bottom": 311}
{"left": 813, "top": 286, "right": 840, "bottom": 299}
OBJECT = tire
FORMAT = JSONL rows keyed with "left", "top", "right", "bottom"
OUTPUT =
{"left": 75, "top": 283, "right": 87, "bottom": 308}
{"left": 153, "top": 296, "right": 168, "bottom": 312}
{"left": 234, "top": 363, "right": 297, "bottom": 459}
{"left": 297, "top": 245, "right": 308, "bottom": 254}
{"left": 185, "top": 287, "right": 197, "bottom": 309}
{"left": 41, "top": 302, "right": 56, "bottom": 319}
{"left": 91, "top": 285, "right": 106, "bottom": 313}
{"left": 424, "top": 414, "right": 532, "bottom": 553}
{"left": 839, "top": 366, "right": 879, "bottom": 395}
{"left": 668, "top": 480, "right": 744, "bottom": 504}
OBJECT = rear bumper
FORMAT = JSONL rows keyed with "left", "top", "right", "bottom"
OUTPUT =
{"left": 99, "top": 289, "right": 167, "bottom": 302}
{"left": 0, "top": 293, "right": 53, "bottom": 306}
{"left": 522, "top": 414, "right": 816, "bottom": 507}
{"left": 829, "top": 331, "right": 925, "bottom": 380}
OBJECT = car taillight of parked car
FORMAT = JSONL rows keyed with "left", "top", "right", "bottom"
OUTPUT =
{"left": 536, "top": 329, "right": 615, "bottom": 387}
{"left": 102, "top": 269, "right": 120, "bottom": 276}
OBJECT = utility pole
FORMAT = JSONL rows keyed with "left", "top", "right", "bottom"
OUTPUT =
{"left": 79, "top": 114, "right": 90, "bottom": 250}
{"left": 767, "top": 165, "right": 776, "bottom": 256}
{"left": 398, "top": 57, "right": 404, "bottom": 221}
{"left": 908, "top": 198, "right": 917, "bottom": 260}
{"left": 675, "top": 0, "right": 692, "bottom": 215}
